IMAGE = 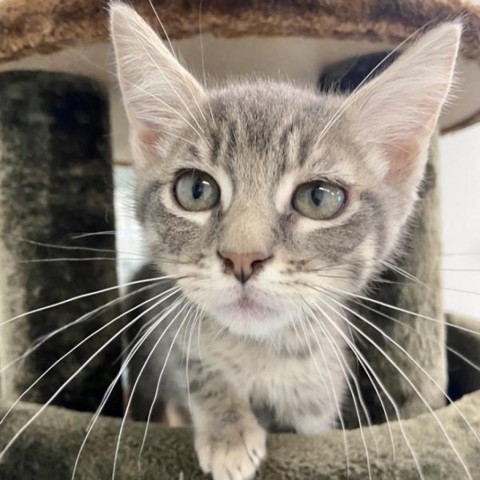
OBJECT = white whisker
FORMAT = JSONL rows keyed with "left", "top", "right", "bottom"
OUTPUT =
{"left": 129, "top": 28, "right": 206, "bottom": 140}
{"left": 0, "top": 282, "right": 162, "bottom": 376}
{"left": 334, "top": 285, "right": 480, "bottom": 337}
{"left": 113, "top": 299, "right": 190, "bottom": 478}
{"left": 309, "top": 295, "right": 425, "bottom": 478}
{"left": 314, "top": 287, "right": 474, "bottom": 479}
{"left": 308, "top": 303, "right": 396, "bottom": 459}
{"left": 314, "top": 23, "right": 437, "bottom": 145}
{"left": 185, "top": 305, "right": 202, "bottom": 414}
{"left": 296, "top": 313, "right": 352, "bottom": 476}
{"left": 138, "top": 301, "right": 194, "bottom": 462}
{"left": 0, "top": 275, "right": 175, "bottom": 328}
{"left": 69, "top": 231, "right": 116, "bottom": 240}
{"left": 0, "top": 286, "right": 181, "bottom": 462}
{"left": 72, "top": 294, "right": 184, "bottom": 479}
{"left": 347, "top": 295, "right": 480, "bottom": 376}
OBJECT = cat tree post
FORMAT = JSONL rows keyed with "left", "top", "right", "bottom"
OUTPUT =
{"left": 355, "top": 138, "right": 446, "bottom": 423}
{"left": 0, "top": 71, "right": 123, "bottom": 416}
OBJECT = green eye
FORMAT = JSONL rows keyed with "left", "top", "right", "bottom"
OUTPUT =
{"left": 292, "top": 181, "right": 346, "bottom": 220}
{"left": 174, "top": 170, "right": 220, "bottom": 211}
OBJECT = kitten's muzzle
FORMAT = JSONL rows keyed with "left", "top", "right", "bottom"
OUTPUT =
{"left": 217, "top": 250, "right": 272, "bottom": 284}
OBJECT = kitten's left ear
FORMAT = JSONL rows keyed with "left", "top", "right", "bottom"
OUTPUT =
{"left": 351, "top": 23, "right": 461, "bottom": 186}
{"left": 110, "top": 3, "right": 205, "bottom": 163}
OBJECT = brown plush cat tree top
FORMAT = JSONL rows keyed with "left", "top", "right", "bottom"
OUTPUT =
{"left": 0, "top": 1, "right": 480, "bottom": 479}
{"left": 1, "top": 0, "right": 480, "bottom": 134}
{"left": 1, "top": 0, "right": 480, "bottom": 60}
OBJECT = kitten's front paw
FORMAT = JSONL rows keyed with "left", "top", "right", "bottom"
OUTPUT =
{"left": 195, "top": 422, "right": 266, "bottom": 480}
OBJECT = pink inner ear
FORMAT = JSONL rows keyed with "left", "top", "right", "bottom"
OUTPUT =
{"left": 383, "top": 139, "right": 421, "bottom": 185}
{"left": 138, "top": 127, "right": 157, "bottom": 148}
{"left": 132, "top": 125, "right": 162, "bottom": 163}
{"left": 383, "top": 113, "right": 436, "bottom": 186}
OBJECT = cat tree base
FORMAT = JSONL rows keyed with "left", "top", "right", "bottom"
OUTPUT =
{"left": 0, "top": 390, "right": 479, "bottom": 479}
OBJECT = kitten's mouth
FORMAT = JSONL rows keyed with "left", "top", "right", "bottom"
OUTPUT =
{"left": 236, "top": 294, "right": 265, "bottom": 312}
{"left": 223, "top": 291, "right": 277, "bottom": 317}
{"left": 193, "top": 283, "right": 294, "bottom": 337}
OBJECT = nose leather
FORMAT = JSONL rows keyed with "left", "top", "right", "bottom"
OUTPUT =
{"left": 218, "top": 250, "right": 271, "bottom": 284}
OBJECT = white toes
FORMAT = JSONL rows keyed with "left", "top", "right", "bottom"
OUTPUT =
{"left": 244, "top": 428, "right": 267, "bottom": 468}
{"left": 194, "top": 425, "right": 267, "bottom": 480}
{"left": 211, "top": 444, "right": 256, "bottom": 480}
{"left": 195, "top": 437, "right": 212, "bottom": 474}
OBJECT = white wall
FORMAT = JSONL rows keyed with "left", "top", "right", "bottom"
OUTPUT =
{"left": 114, "top": 167, "right": 146, "bottom": 291}
{"left": 440, "top": 126, "right": 480, "bottom": 317}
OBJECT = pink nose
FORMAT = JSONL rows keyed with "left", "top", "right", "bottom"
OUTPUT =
{"left": 217, "top": 250, "right": 272, "bottom": 284}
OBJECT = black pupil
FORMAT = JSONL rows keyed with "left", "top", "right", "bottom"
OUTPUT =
{"left": 310, "top": 186, "right": 325, "bottom": 206}
{"left": 192, "top": 178, "right": 206, "bottom": 200}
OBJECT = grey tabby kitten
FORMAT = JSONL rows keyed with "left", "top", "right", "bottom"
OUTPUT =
{"left": 110, "top": 3, "right": 460, "bottom": 480}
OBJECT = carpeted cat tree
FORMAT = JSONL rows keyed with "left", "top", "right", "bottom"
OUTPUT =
{"left": 0, "top": 1, "right": 479, "bottom": 479}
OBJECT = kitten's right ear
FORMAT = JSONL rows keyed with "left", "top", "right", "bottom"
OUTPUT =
{"left": 110, "top": 3, "right": 205, "bottom": 162}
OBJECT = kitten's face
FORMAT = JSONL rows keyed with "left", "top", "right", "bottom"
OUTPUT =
{"left": 138, "top": 84, "right": 395, "bottom": 337}
{"left": 111, "top": 4, "right": 459, "bottom": 338}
